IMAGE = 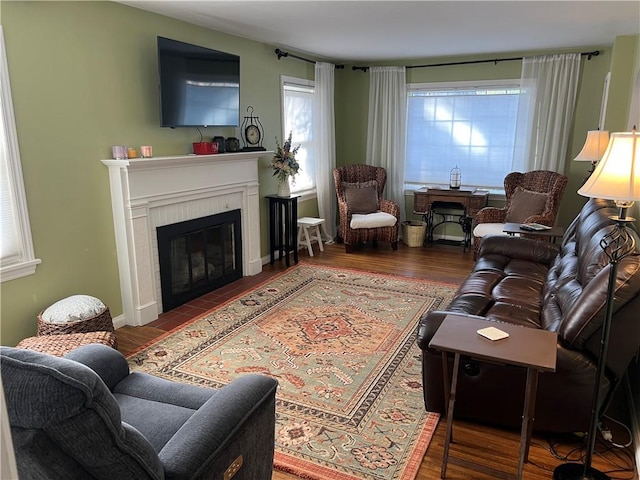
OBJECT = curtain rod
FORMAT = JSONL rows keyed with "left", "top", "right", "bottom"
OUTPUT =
{"left": 351, "top": 49, "right": 600, "bottom": 72}
{"left": 275, "top": 49, "right": 345, "bottom": 69}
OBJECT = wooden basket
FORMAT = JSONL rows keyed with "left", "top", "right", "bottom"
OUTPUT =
{"left": 401, "top": 221, "right": 427, "bottom": 247}
{"left": 17, "top": 331, "right": 117, "bottom": 357}
{"left": 37, "top": 307, "right": 114, "bottom": 336}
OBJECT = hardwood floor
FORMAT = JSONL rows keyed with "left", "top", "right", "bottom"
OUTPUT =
{"left": 115, "top": 241, "right": 638, "bottom": 480}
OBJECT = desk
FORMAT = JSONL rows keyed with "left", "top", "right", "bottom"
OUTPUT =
{"left": 266, "top": 194, "right": 299, "bottom": 267}
{"left": 429, "top": 314, "right": 557, "bottom": 479}
{"left": 413, "top": 188, "right": 489, "bottom": 249}
{"left": 503, "top": 222, "right": 564, "bottom": 243}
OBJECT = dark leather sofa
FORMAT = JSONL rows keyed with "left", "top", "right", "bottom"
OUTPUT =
{"left": 417, "top": 198, "right": 640, "bottom": 433}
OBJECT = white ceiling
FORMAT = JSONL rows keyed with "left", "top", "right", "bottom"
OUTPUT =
{"left": 120, "top": 1, "right": 640, "bottom": 63}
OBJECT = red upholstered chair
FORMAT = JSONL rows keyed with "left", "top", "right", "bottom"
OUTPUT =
{"left": 471, "top": 170, "right": 568, "bottom": 258}
{"left": 333, "top": 165, "right": 400, "bottom": 253}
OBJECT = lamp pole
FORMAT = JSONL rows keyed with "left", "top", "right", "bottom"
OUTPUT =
{"left": 553, "top": 211, "right": 635, "bottom": 480}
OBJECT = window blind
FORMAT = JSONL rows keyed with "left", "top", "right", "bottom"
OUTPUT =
{"left": 406, "top": 81, "right": 521, "bottom": 190}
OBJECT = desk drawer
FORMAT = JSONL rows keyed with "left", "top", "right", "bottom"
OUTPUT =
{"left": 468, "top": 196, "right": 488, "bottom": 217}
{"left": 414, "top": 193, "right": 430, "bottom": 213}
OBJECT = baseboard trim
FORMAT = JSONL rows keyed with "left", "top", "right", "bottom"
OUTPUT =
{"left": 625, "top": 372, "right": 640, "bottom": 478}
{"left": 112, "top": 313, "right": 126, "bottom": 330}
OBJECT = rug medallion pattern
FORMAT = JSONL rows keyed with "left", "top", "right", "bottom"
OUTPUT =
{"left": 128, "top": 264, "right": 456, "bottom": 480}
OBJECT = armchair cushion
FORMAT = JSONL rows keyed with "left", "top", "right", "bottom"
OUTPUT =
{"left": 350, "top": 212, "right": 398, "bottom": 229}
{"left": 471, "top": 223, "right": 508, "bottom": 239}
{"left": 505, "top": 187, "right": 549, "bottom": 223}
{"left": 343, "top": 180, "right": 379, "bottom": 214}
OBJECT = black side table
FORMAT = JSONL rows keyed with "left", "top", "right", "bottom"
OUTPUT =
{"left": 266, "top": 194, "right": 299, "bottom": 267}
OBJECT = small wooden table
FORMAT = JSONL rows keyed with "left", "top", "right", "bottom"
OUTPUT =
{"left": 428, "top": 314, "right": 557, "bottom": 479}
{"left": 503, "top": 222, "right": 564, "bottom": 243}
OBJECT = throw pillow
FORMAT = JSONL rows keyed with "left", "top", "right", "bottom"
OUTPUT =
{"left": 342, "top": 181, "right": 379, "bottom": 214}
{"left": 42, "top": 295, "right": 107, "bottom": 324}
{"left": 505, "top": 187, "right": 549, "bottom": 223}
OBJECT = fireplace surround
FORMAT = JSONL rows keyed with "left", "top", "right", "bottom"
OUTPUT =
{"left": 102, "top": 152, "right": 265, "bottom": 326}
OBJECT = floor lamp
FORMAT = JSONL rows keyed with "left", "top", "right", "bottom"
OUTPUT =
{"left": 554, "top": 128, "right": 639, "bottom": 480}
{"left": 573, "top": 129, "right": 609, "bottom": 183}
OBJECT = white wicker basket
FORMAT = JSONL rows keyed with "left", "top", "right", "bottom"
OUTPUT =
{"left": 401, "top": 221, "right": 427, "bottom": 247}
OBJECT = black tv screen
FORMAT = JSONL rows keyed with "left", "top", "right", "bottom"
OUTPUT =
{"left": 157, "top": 36, "right": 240, "bottom": 127}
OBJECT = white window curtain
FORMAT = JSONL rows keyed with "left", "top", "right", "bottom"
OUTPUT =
{"left": 366, "top": 66, "right": 406, "bottom": 219}
{"left": 313, "top": 62, "right": 336, "bottom": 241}
{"left": 513, "top": 53, "right": 581, "bottom": 173}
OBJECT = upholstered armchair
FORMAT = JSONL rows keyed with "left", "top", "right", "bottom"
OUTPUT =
{"left": 1, "top": 344, "right": 278, "bottom": 480}
{"left": 471, "top": 170, "right": 568, "bottom": 257}
{"left": 333, "top": 165, "right": 400, "bottom": 253}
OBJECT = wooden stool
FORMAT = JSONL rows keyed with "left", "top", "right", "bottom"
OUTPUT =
{"left": 297, "top": 217, "right": 325, "bottom": 257}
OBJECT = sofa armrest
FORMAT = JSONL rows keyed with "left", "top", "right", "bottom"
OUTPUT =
{"left": 65, "top": 343, "right": 130, "bottom": 391}
{"left": 417, "top": 311, "right": 486, "bottom": 350}
{"left": 159, "top": 374, "right": 278, "bottom": 480}
{"left": 416, "top": 311, "right": 448, "bottom": 350}
{"left": 478, "top": 235, "right": 560, "bottom": 265}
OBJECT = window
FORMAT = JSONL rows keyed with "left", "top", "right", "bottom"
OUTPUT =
{"left": 406, "top": 80, "right": 521, "bottom": 192}
{"left": 281, "top": 76, "right": 315, "bottom": 193}
{"left": 0, "top": 26, "right": 40, "bottom": 282}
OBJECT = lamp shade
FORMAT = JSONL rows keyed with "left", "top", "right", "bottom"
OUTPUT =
{"left": 578, "top": 130, "right": 640, "bottom": 202}
{"left": 574, "top": 130, "right": 610, "bottom": 162}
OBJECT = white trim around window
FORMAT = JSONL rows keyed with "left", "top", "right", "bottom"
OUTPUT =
{"left": 0, "top": 26, "right": 41, "bottom": 282}
{"left": 280, "top": 75, "right": 317, "bottom": 197}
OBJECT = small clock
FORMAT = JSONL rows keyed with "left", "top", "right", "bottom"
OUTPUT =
{"left": 240, "top": 106, "right": 266, "bottom": 151}
{"left": 245, "top": 125, "right": 261, "bottom": 146}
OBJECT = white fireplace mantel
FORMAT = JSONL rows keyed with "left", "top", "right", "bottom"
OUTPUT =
{"left": 102, "top": 151, "right": 268, "bottom": 326}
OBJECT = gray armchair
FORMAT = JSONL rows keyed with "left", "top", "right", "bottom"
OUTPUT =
{"left": 1, "top": 344, "right": 278, "bottom": 480}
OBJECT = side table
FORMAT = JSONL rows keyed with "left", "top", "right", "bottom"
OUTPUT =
{"left": 428, "top": 314, "right": 557, "bottom": 479}
{"left": 503, "top": 222, "right": 564, "bottom": 243}
{"left": 266, "top": 194, "right": 299, "bottom": 267}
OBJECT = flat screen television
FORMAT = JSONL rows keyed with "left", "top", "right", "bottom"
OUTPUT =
{"left": 157, "top": 36, "right": 240, "bottom": 128}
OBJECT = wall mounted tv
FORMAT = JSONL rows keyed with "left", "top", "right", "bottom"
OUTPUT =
{"left": 157, "top": 36, "right": 240, "bottom": 128}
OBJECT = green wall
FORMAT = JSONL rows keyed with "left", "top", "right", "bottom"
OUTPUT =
{"left": 0, "top": 1, "right": 316, "bottom": 346}
{"left": 1, "top": 1, "right": 637, "bottom": 347}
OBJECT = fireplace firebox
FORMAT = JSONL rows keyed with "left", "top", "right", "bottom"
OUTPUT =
{"left": 157, "top": 210, "right": 242, "bottom": 312}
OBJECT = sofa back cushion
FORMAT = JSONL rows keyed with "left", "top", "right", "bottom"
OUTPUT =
{"left": 542, "top": 199, "right": 640, "bottom": 374}
{"left": 0, "top": 347, "right": 164, "bottom": 480}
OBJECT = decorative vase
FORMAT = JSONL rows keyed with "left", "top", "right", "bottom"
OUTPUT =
{"left": 277, "top": 177, "right": 291, "bottom": 197}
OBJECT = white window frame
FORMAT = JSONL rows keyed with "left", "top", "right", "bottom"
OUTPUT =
{"left": 280, "top": 75, "right": 316, "bottom": 199}
{"left": 0, "top": 26, "right": 40, "bottom": 282}
{"left": 406, "top": 79, "right": 521, "bottom": 194}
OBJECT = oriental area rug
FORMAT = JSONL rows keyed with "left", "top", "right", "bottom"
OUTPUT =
{"left": 127, "top": 264, "right": 457, "bottom": 480}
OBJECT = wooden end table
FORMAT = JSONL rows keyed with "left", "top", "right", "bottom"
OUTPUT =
{"left": 428, "top": 314, "right": 557, "bottom": 479}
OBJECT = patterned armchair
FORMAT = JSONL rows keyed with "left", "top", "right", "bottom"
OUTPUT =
{"left": 472, "top": 170, "right": 568, "bottom": 257}
{"left": 333, "top": 165, "right": 400, "bottom": 253}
